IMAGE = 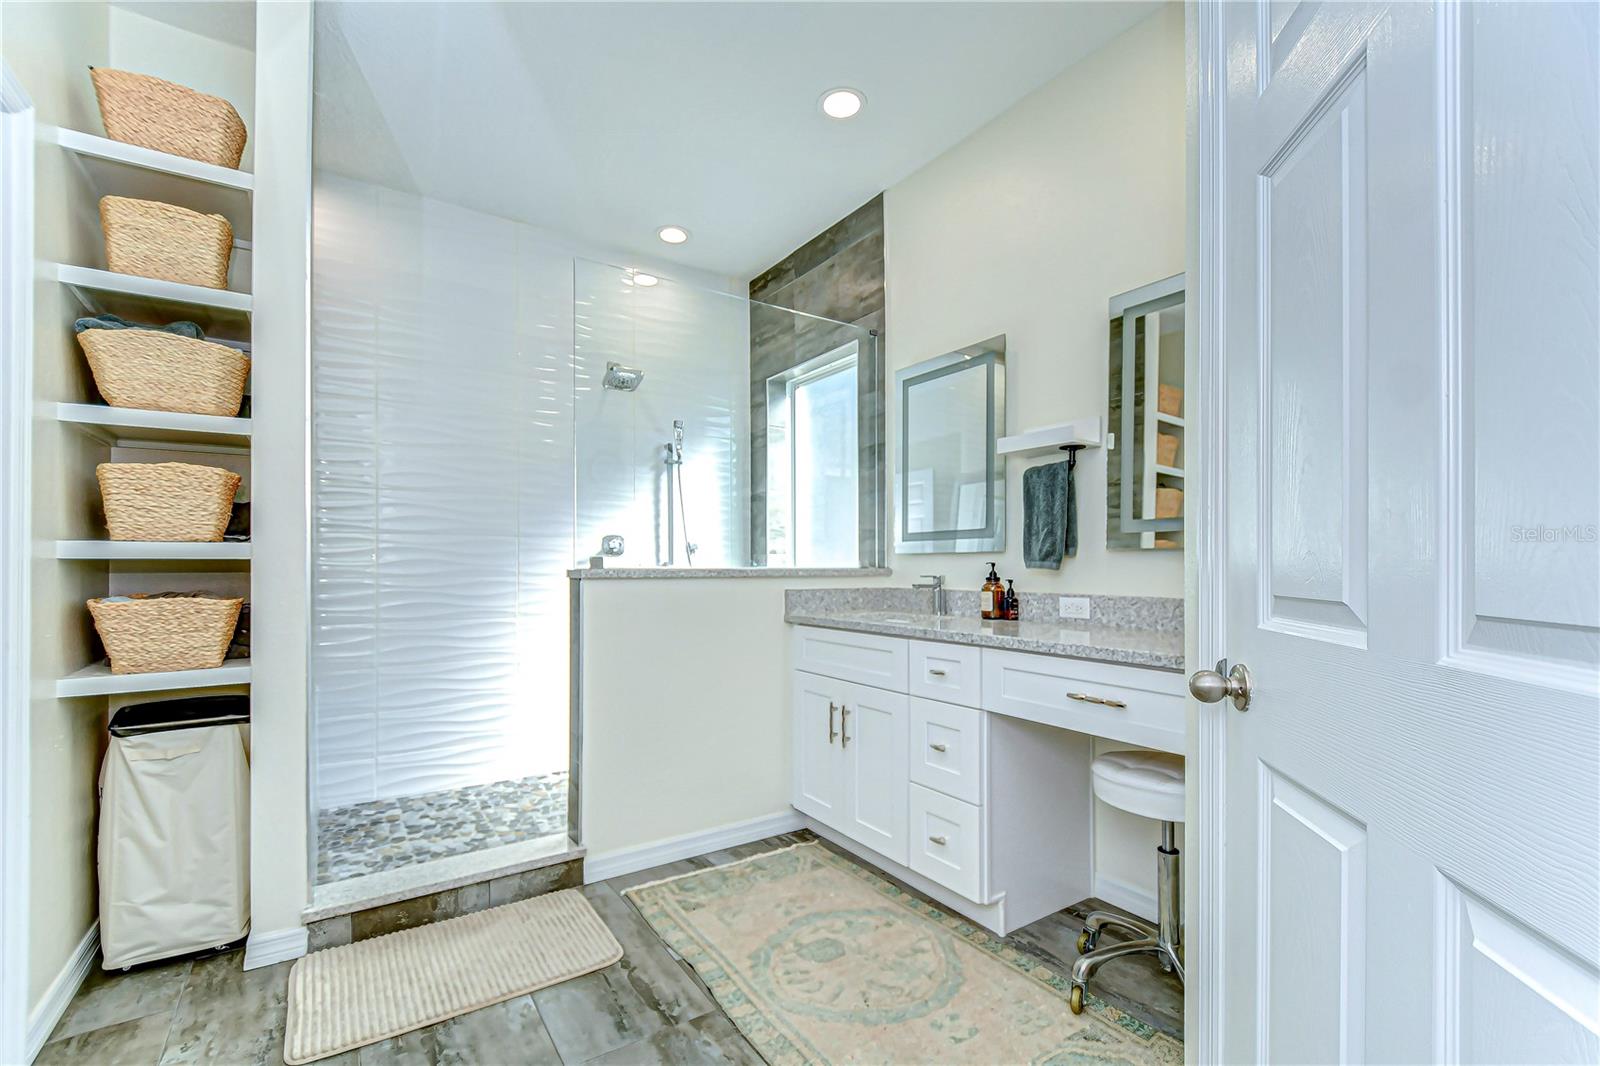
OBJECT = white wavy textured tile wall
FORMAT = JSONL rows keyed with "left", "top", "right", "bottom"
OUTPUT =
{"left": 311, "top": 173, "right": 575, "bottom": 811}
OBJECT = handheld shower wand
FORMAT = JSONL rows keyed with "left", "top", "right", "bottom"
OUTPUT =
{"left": 664, "top": 420, "right": 697, "bottom": 565}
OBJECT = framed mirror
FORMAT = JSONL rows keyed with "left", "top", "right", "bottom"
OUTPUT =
{"left": 894, "top": 336, "right": 1006, "bottom": 554}
{"left": 1106, "top": 274, "right": 1184, "bottom": 550}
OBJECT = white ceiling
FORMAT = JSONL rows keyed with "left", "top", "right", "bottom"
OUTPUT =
{"left": 313, "top": 1, "right": 1162, "bottom": 280}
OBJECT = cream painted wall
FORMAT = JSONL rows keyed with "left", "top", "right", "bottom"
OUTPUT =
{"left": 5, "top": 0, "right": 114, "bottom": 1016}
{"left": 576, "top": 575, "right": 901, "bottom": 862}
{"left": 882, "top": 6, "right": 1187, "bottom": 910}
{"left": 883, "top": 3, "right": 1186, "bottom": 601}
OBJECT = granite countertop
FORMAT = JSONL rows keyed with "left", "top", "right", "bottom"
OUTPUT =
{"left": 783, "top": 607, "right": 1185, "bottom": 672}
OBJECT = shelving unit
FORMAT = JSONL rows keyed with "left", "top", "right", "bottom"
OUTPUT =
{"left": 44, "top": 125, "right": 254, "bottom": 238}
{"left": 1155, "top": 411, "right": 1184, "bottom": 430}
{"left": 53, "top": 263, "right": 252, "bottom": 342}
{"left": 56, "top": 402, "right": 251, "bottom": 451}
{"left": 56, "top": 659, "right": 252, "bottom": 698}
{"left": 1154, "top": 464, "right": 1184, "bottom": 479}
{"left": 43, "top": 37, "right": 259, "bottom": 702}
{"left": 55, "top": 541, "right": 251, "bottom": 561}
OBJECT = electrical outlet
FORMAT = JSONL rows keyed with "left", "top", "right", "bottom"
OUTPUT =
{"left": 1058, "top": 596, "right": 1091, "bottom": 621}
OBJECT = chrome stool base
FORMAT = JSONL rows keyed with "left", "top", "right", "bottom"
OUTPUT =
{"left": 1068, "top": 821, "right": 1183, "bottom": 1014}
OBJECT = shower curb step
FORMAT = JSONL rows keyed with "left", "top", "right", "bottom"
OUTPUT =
{"left": 303, "top": 833, "right": 583, "bottom": 936}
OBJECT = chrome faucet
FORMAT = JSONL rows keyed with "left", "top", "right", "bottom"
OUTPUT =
{"left": 913, "top": 574, "right": 947, "bottom": 616}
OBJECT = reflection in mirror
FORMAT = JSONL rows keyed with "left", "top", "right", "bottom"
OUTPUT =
{"left": 1106, "top": 275, "right": 1184, "bottom": 550}
{"left": 895, "top": 336, "right": 1006, "bottom": 553}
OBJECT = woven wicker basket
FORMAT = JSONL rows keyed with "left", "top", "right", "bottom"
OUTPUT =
{"left": 88, "top": 595, "right": 244, "bottom": 674}
{"left": 97, "top": 462, "right": 241, "bottom": 542}
{"left": 101, "top": 196, "right": 233, "bottom": 290}
{"left": 90, "top": 68, "right": 247, "bottom": 169}
{"left": 77, "top": 328, "right": 249, "bottom": 416}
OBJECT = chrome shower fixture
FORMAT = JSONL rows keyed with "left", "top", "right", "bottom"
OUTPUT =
{"left": 603, "top": 362, "right": 645, "bottom": 391}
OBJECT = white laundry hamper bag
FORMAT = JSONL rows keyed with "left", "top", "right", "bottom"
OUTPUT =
{"left": 98, "top": 697, "right": 250, "bottom": 969}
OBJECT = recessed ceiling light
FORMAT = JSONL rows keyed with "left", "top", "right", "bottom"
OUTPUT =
{"left": 820, "top": 87, "right": 865, "bottom": 120}
{"left": 632, "top": 272, "right": 659, "bottom": 287}
{"left": 657, "top": 225, "right": 690, "bottom": 245}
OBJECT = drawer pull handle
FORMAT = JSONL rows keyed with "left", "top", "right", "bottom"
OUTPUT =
{"left": 828, "top": 701, "right": 838, "bottom": 744}
{"left": 1067, "top": 692, "right": 1128, "bottom": 709}
{"left": 840, "top": 705, "right": 850, "bottom": 748}
{"left": 929, "top": 742, "right": 948, "bottom": 753}
{"left": 928, "top": 668, "right": 948, "bottom": 677}
{"left": 928, "top": 835, "right": 947, "bottom": 846}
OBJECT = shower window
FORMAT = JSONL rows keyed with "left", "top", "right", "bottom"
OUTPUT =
{"left": 767, "top": 342, "right": 860, "bottom": 566}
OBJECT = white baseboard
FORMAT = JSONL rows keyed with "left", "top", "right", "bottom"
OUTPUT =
{"left": 1093, "top": 872, "right": 1158, "bottom": 923}
{"left": 242, "top": 925, "right": 308, "bottom": 971}
{"left": 584, "top": 810, "right": 805, "bottom": 884}
{"left": 26, "top": 921, "right": 97, "bottom": 1061}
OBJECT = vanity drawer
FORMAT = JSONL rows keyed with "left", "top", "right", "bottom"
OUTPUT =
{"left": 908, "top": 640, "right": 981, "bottom": 706}
{"left": 792, "top": 626, "right": 908, "bottom": 691}
{"left": 907, "top": 783, "right": 984, "bottom": 902}
{"left": 981, "top": 649, "right": 1185, "bottom": 753}
{"left": 908, "top": 696, "right": 984, "bottom": 805}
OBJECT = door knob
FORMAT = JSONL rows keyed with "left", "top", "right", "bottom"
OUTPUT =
{"left": 1189, "top": 659, "right": 1252, "bottom": 711}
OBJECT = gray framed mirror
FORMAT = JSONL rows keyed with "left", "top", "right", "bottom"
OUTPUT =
{"left": 894, "top": 336, "right": 1006, "bottom": 554}
{"left": 1106, "top": 274, "right": 1184, "bottom": 550}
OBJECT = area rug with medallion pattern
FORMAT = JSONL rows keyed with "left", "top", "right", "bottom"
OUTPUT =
{"left": 623, "top": 842, "right": 1182, "bottom": 1065}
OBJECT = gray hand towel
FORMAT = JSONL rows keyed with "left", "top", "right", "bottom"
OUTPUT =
{"left": 1023, "top": 459, "right": 1077, "bottom": 569}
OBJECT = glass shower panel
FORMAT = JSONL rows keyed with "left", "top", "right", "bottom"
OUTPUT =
{"left": 573, "top": 260, "right": 748, "bottom": 567}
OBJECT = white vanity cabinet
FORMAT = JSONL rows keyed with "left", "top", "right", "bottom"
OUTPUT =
{"left": 790, "top": 625, "right": 1184, "bottom": 935}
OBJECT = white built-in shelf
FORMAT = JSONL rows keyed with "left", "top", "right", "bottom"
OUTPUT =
{"left": 56, "top": 403, "right": 251, "bottom": 451}
{"left": 1155, "top": 465, "right": 1185, "bottom": 479}
{"left": 53, "top": 264, "right": 251, "bottom": 343}
{"left": 54, "top": 540, "right": 250, "bottom": 561}
{"left": 1156, "top": 412, "right": 1185, "bottom": 429}
{"left": 43, "top": 125, "right": 253, "bottom": 239}
{"left": 56, "top": 658, "right": 251, "bottom": 698}
{"left": 997, "top": 417, "right": 1104, "bottom": 458}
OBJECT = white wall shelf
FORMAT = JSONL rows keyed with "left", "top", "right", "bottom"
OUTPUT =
{"left": 54, "top": 263, "right": 251, "bottom": 342}
{"left": 1155, "top": 412, "right": 1185, "bottom": 429}
{"left": 54, "top": 540, "right": 250, "bottom": 561}
{"left": 997, "top": 417, "right": 1104, "bottom": 458}
{"left": 56, "top": 403, "right": 251, "bottom": 452}
{"left": 43, "top": 125, "right": 253, "bottom": 239}
{"left": 1154, "top": 465, "right": 1184, "bottom": 479}
{"left": 56, "top": 658, "right": 251, "bottom": 698}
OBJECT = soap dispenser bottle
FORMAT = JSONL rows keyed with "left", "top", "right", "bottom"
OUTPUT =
{"left": 1004, "top": 579, "right": 1020, "bottom": 621}
{"left": 982, "top": 563, "right": 1002, "bottom": 620}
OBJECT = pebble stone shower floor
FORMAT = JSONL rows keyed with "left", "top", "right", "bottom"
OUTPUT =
{"left": 316, "top": 772, "right": 569, "bottom": 884}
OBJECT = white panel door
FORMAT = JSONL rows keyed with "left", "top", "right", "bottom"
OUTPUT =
{"left": 792, "top": 671, "right": 845, "bottom": 831}
{"left": 1219, "top": 2, "right": 1599, "bottom": 1061}
{"left": 840, "top": 680, "right": 909, "bottom": 865}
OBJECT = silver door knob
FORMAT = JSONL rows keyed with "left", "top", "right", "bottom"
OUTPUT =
{"left": 1189, "top": 659, "right": 1252, "bottom": 711}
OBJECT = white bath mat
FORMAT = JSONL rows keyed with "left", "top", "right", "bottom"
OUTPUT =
{"left": 283, "top": 888, "right": 622, "bottom": 1064}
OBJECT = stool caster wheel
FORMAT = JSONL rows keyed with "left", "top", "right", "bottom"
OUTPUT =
{"left": 1158, "top": 954, "right": 1174, "bottom": 974}
{"left": 1068, "top": 985, "right": 1085, "bottom": 1014}
{"left": 1076, "top": 929, "right": 1098, "bottom": 955}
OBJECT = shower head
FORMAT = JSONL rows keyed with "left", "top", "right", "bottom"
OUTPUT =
{"left": 603, "top": 362, "right": 645, "bottom": 391}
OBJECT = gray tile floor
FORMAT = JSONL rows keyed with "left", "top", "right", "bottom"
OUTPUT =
{"left": 316, "top": 773, "right": 568, "bottom": 885}
{"left": 41, "top": 830, "right": 1182, "bottom": 1065}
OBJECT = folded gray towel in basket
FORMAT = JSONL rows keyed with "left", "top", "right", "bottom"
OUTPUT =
{"left": 74, "top": 313, "right": 205, "bottom": 339}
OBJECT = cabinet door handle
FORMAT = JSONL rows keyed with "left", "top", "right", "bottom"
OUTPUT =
{"left": 927, "top": 667, "right": 947, "bottom": 677}
{"left": 1067, "top": 691, "right": 1128, "bottom": 709}
{"left": 928, "top": 835, "right": 947, "bottom": 846}
{"left": 840, "top": 705, "right": 850, "bottom": 748}
{"left": 828, "top": 701, "right": 838, "bottom": 744}
{"left": 929, "top": 742, "right": 948, "bottom": 753}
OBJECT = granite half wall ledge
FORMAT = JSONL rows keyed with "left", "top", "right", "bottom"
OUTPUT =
{"left": 568, "top": 566, "right": 894, "bottom": 580}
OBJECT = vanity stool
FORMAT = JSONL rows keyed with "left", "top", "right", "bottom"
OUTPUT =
{"left": 1067, "top": 750, "right": 1185, "bottom": 1014}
